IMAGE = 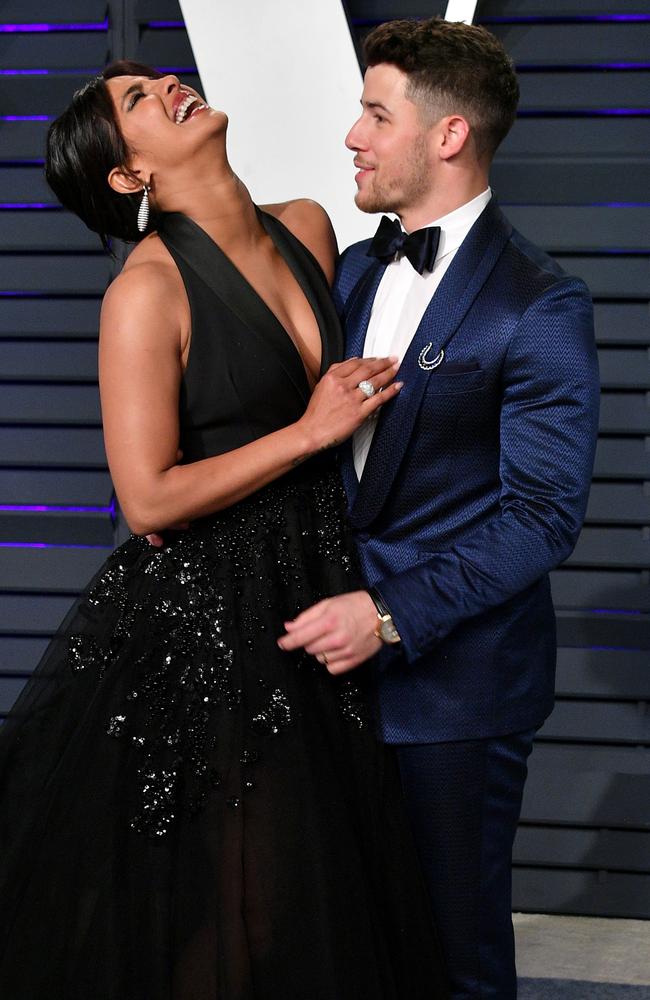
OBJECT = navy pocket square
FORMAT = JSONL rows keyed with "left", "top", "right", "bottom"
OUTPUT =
{"left": 429, "top": 361, "right": 481, "bottom": 375}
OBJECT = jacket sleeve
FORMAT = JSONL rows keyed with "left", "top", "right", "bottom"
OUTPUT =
{"left": 375, "top": 277, "right": 600, "bottom": 664}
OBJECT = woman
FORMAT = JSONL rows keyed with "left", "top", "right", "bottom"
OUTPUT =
{"left": 0, "top": 62, "right": 448, "bottom": 999}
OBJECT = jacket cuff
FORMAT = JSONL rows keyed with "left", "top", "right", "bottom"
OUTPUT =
{"left": 372, "top": 576, "right": 439, "bottom": 666}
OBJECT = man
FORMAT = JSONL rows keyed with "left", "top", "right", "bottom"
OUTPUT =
{"left": 279, "top": 17, "right": 600, "bottom": 999}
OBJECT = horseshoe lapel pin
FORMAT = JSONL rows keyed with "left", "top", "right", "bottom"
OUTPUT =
{"left": 418, "top": 344, "right": 445, "bottom": 371}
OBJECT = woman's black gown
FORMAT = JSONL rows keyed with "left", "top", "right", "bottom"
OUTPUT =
{"left": 0, "top": 210, "right": 448, "bottom": 999}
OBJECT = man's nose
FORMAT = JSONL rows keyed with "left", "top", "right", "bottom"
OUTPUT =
{"left": 345, "top": 119, "right": 364, "bottom": 151}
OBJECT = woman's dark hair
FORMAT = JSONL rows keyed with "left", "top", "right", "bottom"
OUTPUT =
{"left": 363, "top": 17, "right": 519, "bottom": 160}
{"left": 45, "top": 60, "right": 164, "bottom": 251}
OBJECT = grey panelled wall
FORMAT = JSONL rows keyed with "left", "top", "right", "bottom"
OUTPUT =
{"left": 1, "top": 0, "right": 648, "bottom": 920}
{"left": 481, "top": 1, "right": 650, "bottom": 920}
{"left": 0, "top": 2, "right": 111, "bottom": 718}
{"left": 0, "top": 1, "right": 202, "bottom": 710}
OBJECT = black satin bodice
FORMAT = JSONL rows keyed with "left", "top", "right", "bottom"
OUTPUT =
{"left": 158, "top": 209, "right": 343, "bottom": 463}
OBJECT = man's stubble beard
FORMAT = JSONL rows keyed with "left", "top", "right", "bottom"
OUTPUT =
{"left": 355, "top": 132, "right": 431, "bottom": 216}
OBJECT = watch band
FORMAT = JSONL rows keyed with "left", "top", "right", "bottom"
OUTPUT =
{"left": 368, "top": 586, "right": 391, "bottom": 619}
{"left": 368, "top": 588, "right": 401, "bottom": 644}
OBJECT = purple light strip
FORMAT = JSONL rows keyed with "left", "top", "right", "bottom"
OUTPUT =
{"left": 558, "top": 248, "right": 650, "bottom": 256}
{"left": 0, "top": 68, "right": 199, "bottom": 91}
{"left": 517, "top": 62, "right": 650, "bottom": 71}
{"left": 0, "top": 503, "right": 114, "bottom": 514}
{"left": 518, "top": 108, "right": 650, "bottom": 117}
{"left": 0, "top": 204, "right": 60, "bottom": 210}
{"left": 502, "top": 203, "right": 650, "bottom": 209}
{"left": 0, "top": 68, "right": 101, "bottom": 76}
{"left": 479, "top": 14, "right": 650, "bottom": 24}
{"left": 0, "top": 115, "right": 50, "bottom": 122}
{"left": 355, "top": 14, "right": 650, "bottom": 27}
{"left": 147, "top": 20, "right": 184, "bottom": 29}
{"left": 0, "top": 21, "right": 108, "bottom": 33}
{"left": 0, "top": 542, "right": 110, "bottom": 549}
{"left": 590, "top": 608, "right": 645, "bottom": 616}
{"left": 588, "top": 645, "right": 649, "bottom": 652}
{"left": 0, "top": 292, "right": 103, "bottom": 299}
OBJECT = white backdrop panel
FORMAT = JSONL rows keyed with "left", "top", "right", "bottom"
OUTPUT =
{"left": 178, "top": 0, "right": 373, "bottom": 250}
{"left": 444, "top": 1, "right": 479, "bottom": 24}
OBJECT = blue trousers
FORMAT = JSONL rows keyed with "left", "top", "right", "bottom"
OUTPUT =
{"left": 396, "top": 730, "right": 535, "bottom": 1000}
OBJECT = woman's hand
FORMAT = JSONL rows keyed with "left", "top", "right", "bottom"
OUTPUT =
{"left": 298, "top": 356, "right": 402, "bottom": 452}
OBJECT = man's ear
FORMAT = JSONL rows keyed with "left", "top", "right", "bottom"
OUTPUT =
{"left": 108, "top": 166, "right": 145, "bottom": 196}
{"left": 439, "top": 114, "right": 471, "bottom": 160}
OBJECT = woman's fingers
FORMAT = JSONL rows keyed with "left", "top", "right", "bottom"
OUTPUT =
{"left": 365, "top": 379, "right": 404, "bottom": 410}
{"left": 344, "top": 356, "right": 400, "bottom": 387}
{"left": 335, "top": 357, "right": 404, "bottom": 410}
{"left": 363, "top": 364, "right": 401, "bottom": 392}
{"left": 332, "top": 355, "right": 398, "bottom": 382}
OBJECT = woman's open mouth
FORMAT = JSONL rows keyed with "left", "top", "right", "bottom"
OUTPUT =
{"left": 175, "top": 94, "right": 208, "bottom": 124}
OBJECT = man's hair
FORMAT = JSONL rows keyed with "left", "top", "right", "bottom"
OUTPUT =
{"left": 363, "top": 17, "right": 519, "bottom": 160}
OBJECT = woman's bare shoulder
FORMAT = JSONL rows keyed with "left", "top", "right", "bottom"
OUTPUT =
{"left": 261, "top": 199, "right": 338, "bottom": 284}
{"left": 102, "top": 234, "right": 183, "bottom": 332}
{"left": 104, "top": 233, "right": 183, "bottom": 312}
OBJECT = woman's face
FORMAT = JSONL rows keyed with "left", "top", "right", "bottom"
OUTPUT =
{"left": 106, "top": 73, "right": 226, "bottom": 169}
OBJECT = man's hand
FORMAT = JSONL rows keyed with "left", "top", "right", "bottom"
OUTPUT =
{"left": 277, "top": 591, "right": 381, "bottom": 674}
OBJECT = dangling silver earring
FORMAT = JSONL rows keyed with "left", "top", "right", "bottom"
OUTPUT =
{"left": 137, "top": 183, "right": 150, "bottom": 233}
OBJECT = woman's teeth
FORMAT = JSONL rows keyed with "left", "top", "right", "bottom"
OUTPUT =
{"left": 175, "top": 94, "right": 206, "bottom": 124}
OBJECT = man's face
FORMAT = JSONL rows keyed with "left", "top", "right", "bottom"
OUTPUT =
{"left": 345, "top": 63, "right": 434, "bottom": 217}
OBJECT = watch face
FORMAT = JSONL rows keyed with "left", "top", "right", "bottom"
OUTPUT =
{"left": 379, "top": 617, "right": 400, "bottom": 644}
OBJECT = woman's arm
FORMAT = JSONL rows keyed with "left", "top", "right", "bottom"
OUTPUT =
{"left": 99, "top": 259, "right": 399, "bottom": 536}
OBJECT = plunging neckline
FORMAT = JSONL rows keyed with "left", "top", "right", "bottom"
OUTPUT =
{"left": 161, "top": 208, "right": 329, "bottom": 396}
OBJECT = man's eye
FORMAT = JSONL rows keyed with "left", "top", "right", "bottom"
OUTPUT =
{"left": 374, "top": 114, "right": 386, "bottom": 123}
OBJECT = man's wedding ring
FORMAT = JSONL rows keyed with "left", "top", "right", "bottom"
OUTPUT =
{"left": 357, "top": 380, "right": 376, "bottom": 398}
{"left": 317, "top": 652, "right": 329, "bottom": 666}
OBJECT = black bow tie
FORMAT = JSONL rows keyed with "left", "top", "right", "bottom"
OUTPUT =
{"left": 366, "top": 215, "right": 441, "bottom": 274}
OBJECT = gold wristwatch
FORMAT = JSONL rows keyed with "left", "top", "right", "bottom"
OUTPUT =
{"left": 368, "top": 587, "right": 401, "bottom": 645}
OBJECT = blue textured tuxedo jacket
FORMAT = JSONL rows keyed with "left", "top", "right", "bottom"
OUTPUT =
{"left": 335, "top": 198, "right": 599, "bottom": 744}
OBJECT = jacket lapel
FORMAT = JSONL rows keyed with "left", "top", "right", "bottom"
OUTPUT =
{"left": 339, "top": 258, "right": 387, "bottom": 504}
{"left": 348, "top": 198, "right": 512, "bottom": 529}
{"left": 344, "top": 258, "right": 386, "bottom": 361}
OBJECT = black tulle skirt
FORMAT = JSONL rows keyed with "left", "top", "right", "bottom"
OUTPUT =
{"left": 0, "top": 458, "right": 447, "bottom": 999}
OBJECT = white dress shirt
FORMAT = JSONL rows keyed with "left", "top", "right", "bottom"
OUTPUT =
{"left": 353, "top": 188, "right": 492, "bottom": 479}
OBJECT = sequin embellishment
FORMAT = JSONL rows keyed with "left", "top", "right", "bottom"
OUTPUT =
{"left": 68, "top": 464, "right": 367, "bottom": 837}
{"left": 251, "top": 688, "right": 292, "bottom": 736}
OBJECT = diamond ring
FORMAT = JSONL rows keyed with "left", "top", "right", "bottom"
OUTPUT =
{"left": 357, "top": 380, "right": 376, "bottom": 398}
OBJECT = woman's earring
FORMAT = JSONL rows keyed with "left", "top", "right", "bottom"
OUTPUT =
{"left": 137, "top": 183, "right": 150, "bottom": 233}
